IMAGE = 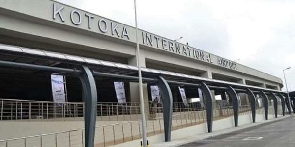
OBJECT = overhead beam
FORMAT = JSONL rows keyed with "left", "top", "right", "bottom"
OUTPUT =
{"left": 0, "top": 60, "right": 81, "bottom": 74}
{"left": 0, "top": 60, "right": 286, "bottom": 97}
{"left": 93, "top": 71, "right": 156, "bottom": 82}
{"left": 166, "top": 80, "right": 200, "bottom": 87}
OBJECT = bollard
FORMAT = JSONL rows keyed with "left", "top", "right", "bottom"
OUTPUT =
{"left": 140, "top": 140, "right": 149, "bottom": 147}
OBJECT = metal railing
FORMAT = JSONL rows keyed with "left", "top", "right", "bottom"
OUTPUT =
{"left": 1, "top": 98, "right": 279, "bottom": 122}
{"left": 0, "top": 99, "right": 206, "bottom": 121}
{"left": 0, "top": 99, "right": 143, "bottom": 121}
{"left": 0, "top": 104, "right": 256, "bottom": 147}
{"left": 0, "top": 109, "right": 209, "bottom": 147}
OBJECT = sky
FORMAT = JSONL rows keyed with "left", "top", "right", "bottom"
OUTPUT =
{"left": 57, "top": 0, "right": 295, "bottom": 91}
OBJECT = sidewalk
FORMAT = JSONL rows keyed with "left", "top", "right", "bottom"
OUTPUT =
{"left": 153, "top": 115, "right": 289, "bottom": 147}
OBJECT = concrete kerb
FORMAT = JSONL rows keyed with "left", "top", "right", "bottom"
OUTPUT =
{"left": 152, "top": 115, "right": 290, "bottom": 147}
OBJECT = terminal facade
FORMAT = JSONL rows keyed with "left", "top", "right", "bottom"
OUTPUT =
{"left": 0, "top": 0, "right": 291, "bottom": 146}
{"left": 0, "top": 0, "right": 283, "bottom": 107}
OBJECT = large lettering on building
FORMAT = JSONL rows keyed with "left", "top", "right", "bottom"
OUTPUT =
{"left": 217, "top": 57, "right": 237, "bottom": 70}
{"left": 52, "top": 3, "right": 130, "bottom": 40}
{"left": 51, "top": 3, "right": 237, "bottom": 70}
{"left": 141, "top": 32, "right": 212, "bottom": 63}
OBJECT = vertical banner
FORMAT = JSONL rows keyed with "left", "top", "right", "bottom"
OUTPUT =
{"left": 237, "top": 95, "right": 241, "bottom": 106}
{"left": 225, "top": 92, "right": 230, "bottom": 104}
{"left": 150, "top": 85, "right": 161, "bottom": 103}
{"left": 256, "top": 94, "right": 262, "bottom": 107}
{"left": 198, "top": 88, "right": 203, "bottom": 106}
{"left": 114, "top": 82, "right": 126, "bottom": 104}
{"left": 51, "top": 74, "right": 66, "bottom": 103}
{"left": 178, "top": 87, "right": 188, "bottom": 106}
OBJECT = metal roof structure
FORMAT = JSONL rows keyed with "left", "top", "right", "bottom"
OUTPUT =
{"left": 0, "top": 43, "right": 292, "bottom": 145}
{"left": 0, "top": 43, "right": 285, "bottom": 94}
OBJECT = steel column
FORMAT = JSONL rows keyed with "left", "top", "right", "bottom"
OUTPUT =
{"left": 79, "top": 66, "right": 97, "bottom": 147}
{"left": 226, "top": 86, "right": 239, "bottom": 127}
{"left": 260, "top": 91, "right": 269, "bottom": 120}
{"left": 270, "top": 92, "right": 278, "bottom": 118}
{"left": 283, "top": 94, "right": 292, "bottom": 114}
{"left": 200, "top": 82, "right": 213, "bottom": 133}
{"left": 277, "top": 94, "right": 286, "bottom": 116}
{"left": 291, "top": 97, "right": 295, "bottom": 113}
{"left": 246, "top": 88, "right": 256, "bottom": 123}
{"left": 157, "top": 76, "right": 173, "bottom": 142}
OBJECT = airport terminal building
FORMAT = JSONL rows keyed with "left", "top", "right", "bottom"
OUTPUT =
{"left": 0, "top": 0, "right": 292, "bottom": 146}
{"left": 0, "top": 0, "right": 283, "bottom": 104}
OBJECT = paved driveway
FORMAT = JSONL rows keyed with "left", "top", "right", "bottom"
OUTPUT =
{"left": 180, "top": 115, "right": 295, "bottom": 147}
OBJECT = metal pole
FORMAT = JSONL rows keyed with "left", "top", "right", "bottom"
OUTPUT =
{"left": 15, "top": 101, "right": 17, "bottom": 120}
{"left": 283, "top": 69, "right": 292, "bottom": 114}
{"left": 82, "top": 129, "right": 84, "bottom": 147}
{"left": 29, "top": 102, "right": 31, "bottom": 120}
{"left": 55, "top": 133, "right": 58, "bottom": 147}
{"left": 69, "top": 131, "right": 71, "bottom": 147}
{"left": 47, "top": 103, "right": 49, "bottom": 119}
{"left": 134, "top": 0, "right": 147, "bottom": 146}
{"left": 21, "top": 102, "right": 23, "bottom": 120}
{"left": 41, "top": 102, "right": 43, "bottom": 120}
{"left": 1, "top": 100, "right": 3, "bottom": 121}
{"left": 40, "top": 135, "right": 43, "bottom": 147}
{"left": 103, "top": 127, "right": 106, "bottom": 147}
{"left": 24, "top": 137, "right": 27, "bottom": 147}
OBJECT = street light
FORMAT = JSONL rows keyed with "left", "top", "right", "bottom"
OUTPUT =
{"left": 133, "top": 0, "right": 148, "bottom": 147}
{"left": 283, "top": 67, "right": 292, "bottom": 114}
{"left": 173, "top": 37, "right": 183, "bottom": 42}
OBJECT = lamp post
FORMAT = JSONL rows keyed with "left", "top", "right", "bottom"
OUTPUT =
{"left": 174, "top": 37, "right": 183, "bottom": 42}
{"left": 283, "top": 67, "right": 292, "bottom": 114}
{"left": 133, "top": 0, "right": 147, "bottom": 147}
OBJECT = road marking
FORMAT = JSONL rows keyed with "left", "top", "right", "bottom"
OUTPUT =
{"left": 243, "top": 137, "right": 263, "bottom": 140}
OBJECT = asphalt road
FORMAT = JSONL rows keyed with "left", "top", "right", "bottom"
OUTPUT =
{"left": 180, "top": 115, "right": 295, "bottom": 147}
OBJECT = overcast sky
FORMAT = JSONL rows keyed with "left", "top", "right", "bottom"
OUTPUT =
{"left": 57, "top": 0, "right": 295, "bottom": 91}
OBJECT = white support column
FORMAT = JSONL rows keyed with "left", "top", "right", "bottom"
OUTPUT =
{"left": 238, "top": 79, "right": 246, "bottom": 85}
{"left": 128, "top": 50, "right": 149, "bottom": 116}
{"left": 260, "top": 83, "right": 266, "bottom": 88}
{"left": 277, "top": 85, "right": 281, "bottom": 91}
{"left": 201, "top": 70, "right": 216, "bottom": 108}
{"left": 201, "top": 71, "right": 212, "bottom": 79}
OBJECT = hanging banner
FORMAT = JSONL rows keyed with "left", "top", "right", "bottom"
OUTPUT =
{"left": 150, "top": 85, "right": 161, "bottom": 103}
{"left": 114, "top": 82, "right": 126, "bottom": 104}
{"left": 256, "top": 94, "right": 262, "bottom": 107}
{"left": 237, "top": 95, "right": 241, "bottom": 106}
{"left": 51, "top": 74, "right": 66, "bottom": 103}
{"left": 198, "top": 88, "right": 204, "bottom": 107}
{"left": 178, "top": 87, "right": 188, "bottom": 106}
{"left": 225, "top": 92, "right": 229, "bottom": 104}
